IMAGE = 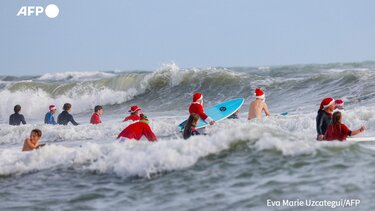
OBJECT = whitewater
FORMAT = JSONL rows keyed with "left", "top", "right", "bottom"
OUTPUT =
{"left": 1, "top": 62, "right": 375, "bottom": 210}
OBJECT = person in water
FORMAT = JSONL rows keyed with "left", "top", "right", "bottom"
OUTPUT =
{"left": 44, "top": 105, "right": 57, "bottom": 125}
{"left": 57, "top": 103, "right": 79, "bottom": 126}
{"left": 316, "top": 98, "right": 335, "bottom": 140}
{"left": 123, "top": 105, "right": 142, "bottom": 122}
{"left": 22, "top": 129, "right": 45, "bottom": 151}
{"left": 325, "top": 111, "right": 365, "bottom": 141}
{"left": 189, "top": 92, "right": 214, "bottom": 133}
{"left": 334, "top": 99, "right": 344, "bottom": 111}
{"left": 228, "top": 110, "right": 239, "bottom": 119}
{"left": 248, "top": 88, "right": 270, "bottom": 120}
{"left": 90, "top": 105, "right": 103, "bottom": 124}
{"left": 183, "top": 113, "right": 201, "bottom": 139}
{"left": 9, "top": 104, "right": 26, "bottom": 126}
{"left": 117, "top": 114, "right": 157, "bottom": 142}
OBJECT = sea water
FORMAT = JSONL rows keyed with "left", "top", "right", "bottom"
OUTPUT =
{"left": 1, "top": 62, "right": 375, "bottom": 210}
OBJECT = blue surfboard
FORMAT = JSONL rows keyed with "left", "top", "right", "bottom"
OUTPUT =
{"left": 178, "top": 98, "right": 244, "bottom": 131}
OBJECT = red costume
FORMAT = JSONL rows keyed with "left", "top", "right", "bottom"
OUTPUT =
{"left": 188, "top": 92, "right": 213, "bottom": 122}
{"left": 123, "top": 114, "right": 140, "bottom": 122}
{"left": 117, "top": 115, "right": 157, "bottom": 142}
{"left": 325, "top": 124, "right": 352, "bottom": 141}
{"left": 90, "top": 113, "right": 102, "bottom": 124}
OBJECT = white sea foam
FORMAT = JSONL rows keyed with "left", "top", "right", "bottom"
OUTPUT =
{"left": 38, "top": 71, "right": 116, "bottom": 81}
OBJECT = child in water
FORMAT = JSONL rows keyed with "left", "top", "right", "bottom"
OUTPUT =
{"left": 90, "top": 105, "right": 103, "bottom": 124}
{"left": 325, "top": 111, "right": 365, "bottom": 141}
{"left": 248, "top": 88, "right": 270, "bottom": 120}
{"left": 57, "top": 103, "right": 79, "bottom": 126}
{"left": 22, "top": 129, "right": 45, "bottom": 151}
{"left": 183, "top": 113, "right": 200, "bottom": 139}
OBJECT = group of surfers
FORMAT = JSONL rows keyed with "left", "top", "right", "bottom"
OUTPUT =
{"left": 13, "top": 88, "right": 365, "bottom": 152}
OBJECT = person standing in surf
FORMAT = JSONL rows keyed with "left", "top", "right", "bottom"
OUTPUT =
{"left": 189, "top": 92, "right": 214, "bottom": 134}
{"left": 183, "top": 113, "right": 201, "bottom": 139}
{"left": 57, "top": 103, "right": 79, "bottom": 126}
{"left": 334, "top": 99, "right": 345, "bottom": 111}
{"left": 90, "top": 105, "right": 103, "bottom": 124}
{"left": 324, "top": 111, "right": 365, "bottom": 141}
{"left": 123, "top": 105, "right": 142, "bottom": 122}
{"left": 117, "top": 114, "right": 157, "bottom": 142}
{"left": 248, "top": 88, "right": 270, "bottom": 120}
{"left": 9, "top": 104, "right": 26, "bottom": 126}
{"left": 316, "top": 98, "right": 335, "bottom": 140}
{"left": 44, "top": 105, "right": 57, "bottom": 125}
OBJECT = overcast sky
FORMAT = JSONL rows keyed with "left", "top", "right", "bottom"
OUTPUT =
{"left": 1, "top": 0, "right": 375, "bottom": 75}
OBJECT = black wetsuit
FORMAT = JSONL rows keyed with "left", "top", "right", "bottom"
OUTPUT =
{"left": 57, "top": 111, "right": 79, "bottom": 126}
{"left": 183, "top": 128, "right": 200, "bottom": 140}
{"left": 9, "top": 113, "right": 26, "bottom": 126}
{"left": 316, "top": 109, "right": 331, "bottom": 140}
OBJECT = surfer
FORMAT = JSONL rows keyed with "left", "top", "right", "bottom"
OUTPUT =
{"left": 90, "top": 105, "right": 103, "bottom": 124}
{"left": 248, "top": 88, "right": 270, "bottom": 120}
{"left": 325, "top": 111, "right": 365, "bottom": 141}
{"left": 22, "top": 129, "right": 45, "bottom": 151}
{"left": 44, "top": 105, "right": 57, "bottom": 125}
{"left": 57, "top": 103, "right": 79, "bottom": 126}
{"left": 117, "top": 114, "right": 157, "bottom": 142}
{"left": 189, "top": 92, "right": 214, "bottom": 134}
{"left": 316, "top": 98, "right": 335, "bottom": 140}
{"left": 9, "top": 104, "right": 26, "bottom": 126}
{"left": 183, "top": 113, "right": 201, "bottom": 139}
{"left": 123, "top": 105, "right": 142, "bottom": 122}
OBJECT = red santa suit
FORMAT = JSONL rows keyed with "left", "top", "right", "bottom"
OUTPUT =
{"left": 117, "top": 115, "right": 157, "bottom": 142}
{"left": 188, "top": 92, "right": 213, "bottom": 123}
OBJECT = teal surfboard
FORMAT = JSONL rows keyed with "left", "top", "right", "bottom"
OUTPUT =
{"left": 178, "top": 98, "right": 244, "bottom": 131}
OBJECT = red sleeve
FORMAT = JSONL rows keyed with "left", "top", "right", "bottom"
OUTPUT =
{"left": 341, "top": 124, "right": 351, "bottom": 136}
{"left": 190, "top": 104, "right": 208, "bottom": 120}
{"left": 90, "top": 114, "right": 101, "bottom": 124}
{"left": 143, "top": 124, "right": 157, "bottom": 142}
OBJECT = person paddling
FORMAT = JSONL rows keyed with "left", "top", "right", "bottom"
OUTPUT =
{"left": 183, "top": 113, "right": 201, "bottom": 139}
{"left": 123, "top": 105, "right": 142, "bottom": 122}
{"left": 325, "top": 111, "right": 365, "bottom": 141}
{"left": 248, "top": 88, "right": 270, "bottom": 120}
{"left": 22, "top": 129, "right": 45, "bottom": 151}
{"left": 316, "top": 98, "right": 335, "bottom": 140}
{"left": 44, "top": 105, "right": 57, "bottom": 125}
{"left": 117, "top": 114, "right": 157, "bottom": 142}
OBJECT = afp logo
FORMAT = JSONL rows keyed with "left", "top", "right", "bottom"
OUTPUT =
{"left": 17, "top": 4, "right": 59, "bottom": 18}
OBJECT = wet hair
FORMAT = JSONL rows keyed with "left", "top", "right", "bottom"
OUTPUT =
{"left": 183, "top": 113, "right": 200, "bottom": 140}
{"left": 31, "top": 129, "right": 42, "bottom": 137}
{"left": 94, "top": 105, "right": 103, "bottom": 113}
{"left": 14, "top": 105, "right": 21, "bottom": 113}
{"left": 63, "top": 103, "right": 72, "bottom": 111}
{"left": 330, "top": 111, "right": 342, "bottom": 133}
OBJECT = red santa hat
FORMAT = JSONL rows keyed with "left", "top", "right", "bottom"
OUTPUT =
{"left": 49, "top": 105, "right": 56, "bottom": 111}
{"left": 192, "top": 92, "right": 203, "bottom": 102}
{"left": 320, "top": 98, "right": 335, "bottom": 110}
{"left": 254, "top": 88, "right": 265, "bottom": 99}
{"left": 128, "top": 105, "right": 142, "bottom": 113}
{"left": 335, "top": 99, "right": 344, "bottom": 107}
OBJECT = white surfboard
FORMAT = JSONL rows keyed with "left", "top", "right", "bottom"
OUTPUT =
{"left": 347, "top": 137, "right": 375, "bottom": 142}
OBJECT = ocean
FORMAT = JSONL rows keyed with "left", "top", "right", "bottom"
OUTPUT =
{"left": 1, "top": 62, "right": 375, "bottom": 210}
